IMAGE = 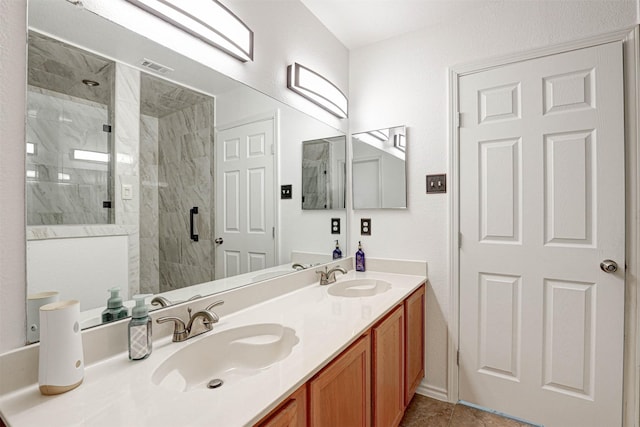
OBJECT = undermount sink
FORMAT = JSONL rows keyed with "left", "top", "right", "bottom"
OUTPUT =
{"left": 328, "top": 279, "right": 392, "bottom": 297}
{"left": 152, "top": 323, "right": 299, "bottom": 392}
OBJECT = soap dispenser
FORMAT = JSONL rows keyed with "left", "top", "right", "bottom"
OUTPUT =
{"left": 101, "top": 287, "right": 128, "bottom": 323}
{"left": 128, "top": 294, "right": 152, "bottom": 361}
{"left": 333, "top": 240, "right": 342, "bottom": 259}
{"left": 355, "top": 241, "right": 366, "bottom": 272}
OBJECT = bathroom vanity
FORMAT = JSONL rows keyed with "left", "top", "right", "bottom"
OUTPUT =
{"left": 0, "top": 260, "right": 426, "bottom": 427}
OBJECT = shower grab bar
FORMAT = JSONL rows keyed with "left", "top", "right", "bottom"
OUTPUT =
{"left": 190, "top": 207, "right": 199, "bottom": 242}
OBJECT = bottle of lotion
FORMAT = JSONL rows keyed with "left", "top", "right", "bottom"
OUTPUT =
{"left": 333, "top": 240, "right": 342, "bottom": 259}
{"left": 355, "top": 241, "right": 366, "bottom": 272}
{"left": 128, "top": 295, "right": 152, "bottom": 361}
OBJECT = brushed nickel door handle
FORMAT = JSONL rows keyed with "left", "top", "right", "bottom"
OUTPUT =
{"left": 600, "top": 259, "right": 618, "bottom": 273}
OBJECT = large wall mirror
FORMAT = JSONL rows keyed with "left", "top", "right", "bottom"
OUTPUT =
{"left": 24, "top": 0, "right": 347, "bottom": 342}
{"left": 352, "top": 125, "right": 407, "bottom": 209}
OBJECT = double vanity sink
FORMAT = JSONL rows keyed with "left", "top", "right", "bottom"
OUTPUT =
{"left": 0, "top": 269, "right": 425, "bottom": 427}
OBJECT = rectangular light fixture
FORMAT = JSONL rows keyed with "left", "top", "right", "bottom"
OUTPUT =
{"left": 58, "top": 172, "right": 71, "bottom": 181}
{"left": 287, "top": 63, "right": 348, "bottom": 119}
{"left": 72, "top": 149, "right": 110, "bottom": 163}
{"left": 26, "top": 142, "right": 36, "bottom": 155}
{"left": 368, "top": 129, "right": 389, "bottom": 142}
{"left": 354, "top": 133, "right": 382, "bottom": 146}
{"left": 26, "top": 169, "right": 38, "bottom": 179}
{"left": 125, "top": 0, "right": 254, "bottom": 62}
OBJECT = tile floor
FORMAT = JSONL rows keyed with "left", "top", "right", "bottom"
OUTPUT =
{"left": 400, "top": 394, "right": 533, "bottom": 427}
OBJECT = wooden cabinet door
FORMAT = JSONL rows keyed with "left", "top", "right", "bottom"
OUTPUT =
{"left": 257, "top": 384, "right": 307, "bottom": 427}
{"left": 404, "top": 284, "right": 425, "bottom": 406}
{"left": 309, "top": 334, "right": 371, "bottom": 427}
{"left": 373, "top": 305, "right": 405, "bottom": 427}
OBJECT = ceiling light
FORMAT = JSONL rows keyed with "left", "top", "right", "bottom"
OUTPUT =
{"left": 26, "top": 142, "right": 36, "bottom": 155}
{"left": 287, "top": 63, "right": 348, "bottom": 119}
{"left": 125, "top": 0, "right": 254, "bottom": 62}
{"left": 72, "top": 149, "right": 110, "bottom": 163}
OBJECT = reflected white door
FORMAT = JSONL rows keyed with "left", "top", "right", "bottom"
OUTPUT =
{"left": 353, "top": 157, "right": 382, "bottom": 209}
{"left": 459, "top": 42, "right": 625, "bottom": 427}
{"left": 215, "top": 118, "right": 275, "bottom": 279}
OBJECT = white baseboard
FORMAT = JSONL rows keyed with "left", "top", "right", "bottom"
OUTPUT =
{"left": 416, "top": 381, "right": 449, "bottom": 402}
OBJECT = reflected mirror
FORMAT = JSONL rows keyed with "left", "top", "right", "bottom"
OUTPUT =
{"left": 24, "top": 0, "right": 347, "bottom": 342}
{"left": 301, "top": 136, "right": 346, "bottom": 210}
{"left": 352, "top": 125, "right": 407, "bottom": 209}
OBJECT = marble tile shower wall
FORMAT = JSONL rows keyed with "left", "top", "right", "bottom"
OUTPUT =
{"left": 140, "top": 114, "right": 160, "bottom": 295}
{"left": 26, "top": 86, "right": 110, "bottom": 225}
{"left": 158, "top": 100, "right": 214, "bottom": 292}
{"left": 113, "top": 63, "right": 141, "bottom": 298}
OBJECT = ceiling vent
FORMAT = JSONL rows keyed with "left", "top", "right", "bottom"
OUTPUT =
{"left": 140, "top": 59, "right": 174, "bottom": 74}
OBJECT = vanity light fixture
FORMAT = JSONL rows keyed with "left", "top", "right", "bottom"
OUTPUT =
{"left": 354, "top": 133, "right": 383, "bottom": 146}
{"left": 287, "top": 63, "right": 348, "bottom": 119}
{"left": 368, "top": 129, "right": 389, "bottom": 142}
{"left": 72, "top": 149, "right": 109, "bottom": 163}
{"left": 125, "top": 0, "right": 254, "bottom": 62}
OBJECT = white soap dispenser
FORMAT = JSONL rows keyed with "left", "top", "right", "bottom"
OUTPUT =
{"left": 128, "top": 294, "right": 152, "bottom": 361}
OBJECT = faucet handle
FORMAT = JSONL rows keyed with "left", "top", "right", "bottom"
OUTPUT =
{"left": 205, "top": 300, "right": 224, "bottom": 311}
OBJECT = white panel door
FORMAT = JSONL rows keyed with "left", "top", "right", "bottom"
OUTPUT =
{"left": 353, "top": 157, "right": 382, "bottom": 209}
{"left": 459, "top": 42, "right": 624, "bottom": 427}
{"left": 215, "top": 118, "right": 275, "bottom": 279}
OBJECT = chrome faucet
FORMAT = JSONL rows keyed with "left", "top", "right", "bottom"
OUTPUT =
{"left": 317, "top": 266, "right": 347, "bottom": 286}
{"left": 156, "top": 300, "right": 224, "bottom": 342}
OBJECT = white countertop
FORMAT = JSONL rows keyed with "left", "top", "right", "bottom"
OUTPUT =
{"left": 0, "top": 270, "right": 425, "bottom": 427}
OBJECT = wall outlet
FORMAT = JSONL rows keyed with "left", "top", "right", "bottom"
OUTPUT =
{"left": 331, "top": 218, "right": 341, "bottom": 234}
{"left": 426, "top": 174, "right": 446, "bottom": 193}
{"left": 281, "top": 184, "right": 292, "bottom": 199}
{"left": 361, "top": 218, "right": 371, "bottom": 236}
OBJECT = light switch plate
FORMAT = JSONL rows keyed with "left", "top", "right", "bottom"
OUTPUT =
{"left": 331, "top": 218, "right": 341, "bottom": 234}
{"left": 281, "top": 184, "right": 292, "bottom": 199}
{"left": 361, "top": 218, "right": 371, "bottom": 236}
{"left": 122, "top": 184, "right": 133, "bottom": 200}
{"left": 426, "top": 174, "right": 446, "bottom": 193}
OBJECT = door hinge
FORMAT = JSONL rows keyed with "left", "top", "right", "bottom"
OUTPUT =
{"left": 272, "top": 227, "right": 275, "bottom": 239}
{"left": 271, "top": 144, "right": 275, "bottom": 155}
{"left": 457, "top": 350, "right": 460, "bottom": 366}
{"left": 455, "top": 112, "right": 461, "bottom": 128}
{"left": 458, "top": 232, "right": 462, "bottom": 249}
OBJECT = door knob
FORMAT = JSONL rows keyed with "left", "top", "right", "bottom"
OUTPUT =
{"left": 600, "top": 259, "right": 618, "bottom": 273}
{"left": 215, "top": 238, "right": 224, "bottom": 245}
